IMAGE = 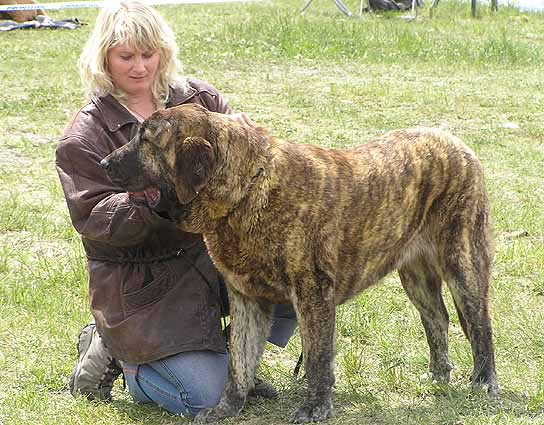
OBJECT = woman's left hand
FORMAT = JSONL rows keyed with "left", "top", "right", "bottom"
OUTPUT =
{"left": 229, "top": 112, "right": 256, "bottom": 129}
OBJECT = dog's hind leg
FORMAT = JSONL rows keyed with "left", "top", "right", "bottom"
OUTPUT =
{"left": 195, "top": 288, "right": 273, "bottom": 423}
{"left": 290, "top": 279, "right": 336, "bottom": 424}
{"left": 440, "top": 208, "right": 497, "bottom": 396}
{"left": 399, "top": 256, "right": 452, "bottom": 383}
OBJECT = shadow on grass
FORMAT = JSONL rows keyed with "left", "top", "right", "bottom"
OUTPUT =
{"left": 96, "top": 383, "right": 540, "bottom": 425}
{"left": 329, "top": 386, "right": 537, "bottom": 425}
{"left": 108, "top": 396, "right": 190, "bottom": 423}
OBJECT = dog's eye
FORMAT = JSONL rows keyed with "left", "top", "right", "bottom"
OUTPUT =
{"left": 195, "top": 165, "right": 204, "bottom": 177}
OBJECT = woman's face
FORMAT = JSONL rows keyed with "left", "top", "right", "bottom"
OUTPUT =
{"left": 106, "top": 42, "right": 160, "bottom": 98}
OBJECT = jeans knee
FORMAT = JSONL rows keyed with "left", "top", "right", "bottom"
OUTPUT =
{"left": 124, "top": 351, "right": 228, "bottom": 417}
{"left": 183, "top": 383, "right": 223, "bottom": 416}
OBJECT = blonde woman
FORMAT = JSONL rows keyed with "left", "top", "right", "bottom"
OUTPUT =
{"left": 56, "top": 1, "right": 296, "bottom": 417}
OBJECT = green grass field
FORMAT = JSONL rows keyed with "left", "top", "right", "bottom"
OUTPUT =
{"left": 1, "top": 0, "right": 543, "bottom": 424}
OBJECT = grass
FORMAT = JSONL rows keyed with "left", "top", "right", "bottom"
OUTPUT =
{"left": 1, "top": 0, "right": 543, "bottom": 424}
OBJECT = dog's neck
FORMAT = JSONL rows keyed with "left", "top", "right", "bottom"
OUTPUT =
{"left": 223, "top": 165, "right": 268, "bottom": 225}
{"left": 220, "top": 146, "right": 277, "bottom": 235}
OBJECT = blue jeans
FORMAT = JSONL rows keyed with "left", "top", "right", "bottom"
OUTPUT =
{"left": 124, "top": 350, "right": 228, "bottom": 416}
{"left": 124, "top": 304, "right": 297, "bottom": 416}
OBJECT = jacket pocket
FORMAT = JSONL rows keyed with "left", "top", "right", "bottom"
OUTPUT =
{"left": 122, "top": 262, "right": 174, "bottom": 314}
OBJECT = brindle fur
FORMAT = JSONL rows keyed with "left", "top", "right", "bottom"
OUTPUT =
{"left": 102, "top": 104, "right": 498, "bottom": 423}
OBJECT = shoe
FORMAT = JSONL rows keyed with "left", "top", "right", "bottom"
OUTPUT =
{"left": 68, "top": 324, "right": 122, "bottom": 401}
{"left": 248, "top": 376, "right": 279, "bottom": 399}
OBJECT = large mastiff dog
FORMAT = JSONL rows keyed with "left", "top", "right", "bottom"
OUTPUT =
{"left": 101, "top": 104, "right": 497, "bottom": 423}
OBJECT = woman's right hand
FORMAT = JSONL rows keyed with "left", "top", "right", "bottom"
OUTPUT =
{"left": 228, "top": 112, "right": 256, "bottom": 128}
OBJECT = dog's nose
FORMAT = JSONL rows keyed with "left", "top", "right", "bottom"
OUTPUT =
{"left": 99, "top": 158, "right": 111, "bottom": 170}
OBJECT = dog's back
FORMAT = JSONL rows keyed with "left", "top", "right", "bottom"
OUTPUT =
{"left": 262, "top": 128, "right": 491, "bottom": 305}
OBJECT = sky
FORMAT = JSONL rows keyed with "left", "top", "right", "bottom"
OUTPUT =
{"left": 498, "top": 0, "right": 544, "bottom": 11}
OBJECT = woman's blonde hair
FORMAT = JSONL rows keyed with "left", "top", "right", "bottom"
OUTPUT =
{"left": 79, "top": 0, "right": 187, "bottom": 103}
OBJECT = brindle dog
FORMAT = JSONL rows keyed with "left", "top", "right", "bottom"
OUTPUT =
{"left": 101, "top": 103, "right": 497, "bottom": 423}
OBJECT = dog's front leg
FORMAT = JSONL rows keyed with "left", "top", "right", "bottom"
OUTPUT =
{"left": 194, "top": 288, "right": 273, "bottom": 423}
{"left": 291, "top": 284, "right": 336, "bottom": 423}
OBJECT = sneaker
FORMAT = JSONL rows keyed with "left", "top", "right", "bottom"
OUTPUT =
{"left": 68, "top": 324, "right": 122, "bottom": 401}
{"left": 248, "top": 376, "right": 279, "bottom": 399}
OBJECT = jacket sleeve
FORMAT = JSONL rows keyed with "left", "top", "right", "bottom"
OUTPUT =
{"left": 56, "top": 134, "right": 160, "bottom": 247}
{"left": 209, "top": 88, "right": 232, "bottom": 114}
{"left": 186, "top": 79, "right": 232, "bottom": 114}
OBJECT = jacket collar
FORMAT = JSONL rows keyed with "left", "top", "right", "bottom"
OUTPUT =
{"left": 91, "top": 93, "right": 137, "bottom": 133}
{"left": 167, "top": 82, "right": 197, "bottom": 108}
{"left": 92, "top": 83, "right": 197, "bottom": 133}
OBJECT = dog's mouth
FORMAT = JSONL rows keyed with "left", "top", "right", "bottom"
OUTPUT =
{"left": 126, "top": 187, "right": 160, "bottom": 207}
{"left": 126, "top": 186, "right": 184, "bottom": 223}
{"left": 127, "top": 191, "right": 150, "bottom": 207}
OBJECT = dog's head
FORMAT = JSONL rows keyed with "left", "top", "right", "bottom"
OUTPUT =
{"left": 101, "top": 103, "right": 270, "bottom": 231}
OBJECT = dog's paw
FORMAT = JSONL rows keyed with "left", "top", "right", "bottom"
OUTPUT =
{"left": 429, "top": 361, "right": 452, "bottom": 383}
{"left": 471, "top": 380, "right": 499, "bottom": 399}
{"left": 291, "top": 402, "right": 334, "bottom": 423}
{"left": 471, "top": 370, "right": 499, "bottom": 398}
{"left": 193, "top": 405, "right": 240, "bottom": 424}
{"left": 193, "top": 408, "right": 214, "bottom": 424}
{"left": 193, "top": 408, "right": 225, "bottom": 424}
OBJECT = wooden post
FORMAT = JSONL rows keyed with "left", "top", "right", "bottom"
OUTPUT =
{"left": 491, "top": 0, "right": 498, "bottom": 11}
{"left": 429, "top": 0, "right": 440, "bottom": 18}
{"left": 431, "top": 0, "right": 497, "bottom": 19}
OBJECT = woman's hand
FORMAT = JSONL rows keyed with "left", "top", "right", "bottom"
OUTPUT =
{"left": 228, "top": 112, "right": 256, "bottom": 128}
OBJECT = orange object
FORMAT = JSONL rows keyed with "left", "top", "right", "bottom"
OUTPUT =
{"left": 0, "top": 0, "right": 47, "bottom": 23}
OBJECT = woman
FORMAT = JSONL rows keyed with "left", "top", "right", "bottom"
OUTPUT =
{"left": 56, "top": 1, "right": 296, "bottom": 417}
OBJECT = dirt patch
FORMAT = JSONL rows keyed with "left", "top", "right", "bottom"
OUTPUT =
{"left": 11, "top": 130, "right": 55, "bottom": 145}
{"left": 0, "top": 149, "right": 33, "bottom": 170}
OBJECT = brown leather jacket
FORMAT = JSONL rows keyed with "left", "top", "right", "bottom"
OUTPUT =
{"left": 56, "top": 79, "right": 230, "bottom": 363}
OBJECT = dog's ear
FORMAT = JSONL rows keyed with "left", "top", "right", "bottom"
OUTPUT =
{"left": 174, "top": 136, "right": 216, "bottom": 204}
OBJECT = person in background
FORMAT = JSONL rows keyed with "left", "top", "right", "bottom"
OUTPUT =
{"left": 55, "top": 1, "right": 297, "bottom": 417}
